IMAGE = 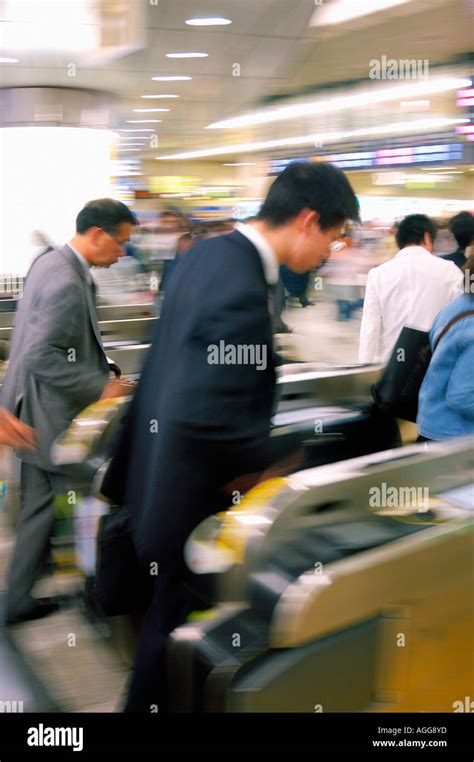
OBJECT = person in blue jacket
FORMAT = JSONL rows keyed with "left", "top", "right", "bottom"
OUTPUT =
{"left": 417, "top": 270, "right": 474, "bottom": 441}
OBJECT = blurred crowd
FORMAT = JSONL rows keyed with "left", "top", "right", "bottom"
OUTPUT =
{"left": 88, "top": 207, "right": 471, "bottom": 333}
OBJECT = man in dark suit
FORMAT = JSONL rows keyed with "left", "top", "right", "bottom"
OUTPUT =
{"left": 104, "top": 162, "right": 360, "bottom": 711}
{"left": 442, "top": 211, "right": 474, "bottom": 270}
{"left": 2, "top": 199, "right": 137, "bottom": 624}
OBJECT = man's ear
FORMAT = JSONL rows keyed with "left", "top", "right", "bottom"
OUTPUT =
{"left": 88, "top": 227, "right": 102, "bottom": 247}
{"left": 423, "top": 232, "right": 433, "bottom": 251}
{"left": 300, "top": 208, "right": 319, "bottom": 232}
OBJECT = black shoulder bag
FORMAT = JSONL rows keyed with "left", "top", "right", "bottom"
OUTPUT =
{"left": 372, "top": 309, "right": 474, "bottom": 423}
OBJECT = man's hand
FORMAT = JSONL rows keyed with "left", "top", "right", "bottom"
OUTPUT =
{"left": 0, "top": 408, "right": 37, "bottom": 449}
{"left": 100, "top": 379, "right": 136, "bottom": 400}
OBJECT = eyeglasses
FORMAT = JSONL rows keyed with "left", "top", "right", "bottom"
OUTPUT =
{"left": 329, "top": 240, "right": 347, "bottom": 253}
{"left": 102, "top": 230, "right": 128, "bottom": 248}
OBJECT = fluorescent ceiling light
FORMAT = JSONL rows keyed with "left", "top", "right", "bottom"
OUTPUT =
{"left": 313, "top": 0, "right": 410, "bottom": 26}
{"left": 156, "top": 117, "right": 468, "bottom": 161}
{"left": 134, "top": 110, "right": 164, "bottom": 115}
{"left": 207, "top": 77, "right": 471, "bottom": 130}
{"left": 126, "top": 120, "right": 163, "bottom": 124}
{"left": 185, "top": 17, "right": 232, "bottom": 26}
{"left": 141, "top": 94, "right": 179, "bottom": 99}
{"left": 151, "top": 76, "right": 192, "bottom": 81}
{"left": 120, "top": 129, "right": 155, "bottom": 132}
{"left": 166, "top": 52, "right": 208, "bottom": 59}
{"left": 0, "top": 57, "right": 19, "bottom": 63}
{"left": 400, "top": 100, "right": 430, "bottom": 111}
{"left": 133, "top": 108, "right": 168, "bottom": 112}
{"left": 117, "top": 148, "right": 143, "bottom": 152}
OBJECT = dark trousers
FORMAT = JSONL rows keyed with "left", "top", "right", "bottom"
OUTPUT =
{"left": 6, "top": 462, "right": 67, "bottom": 617}
{"left": 124, "top": 569, "right": 213, "bottom": 712}
{"left": 123, "top": 430, "right": 303, "bottom": 712}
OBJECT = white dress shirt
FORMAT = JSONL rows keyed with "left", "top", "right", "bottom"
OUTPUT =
{"left": 359, "top": 245, "right": 464, "bottom": 364}
{"left": 234, "top": 222, "right": 279, "bottom": 285}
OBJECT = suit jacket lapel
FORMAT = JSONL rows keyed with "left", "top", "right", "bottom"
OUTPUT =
{"left": 62, "top": 245, "right": 107, "bottom": 360}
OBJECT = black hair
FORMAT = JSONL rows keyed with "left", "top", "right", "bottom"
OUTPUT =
{"left": 395, "top": 214, "right": 437, "bottom": 249}
{"left": 76, "top": 199, "right": 138, "bottom": 235}
{"left": 450, "top": 211, "right": 474, "bottom": 250}
{"left": 257, "top": 161, "right": 360, "bottom": 230}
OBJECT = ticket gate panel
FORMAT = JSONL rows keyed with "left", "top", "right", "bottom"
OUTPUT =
{"left": 247, "top": 514, "right": 431, "bottom": 623}
{"left": 225, "top": 618, "right": 379, "bottom": 713}
{"left": 168, "top": 438, "right": 473, "bottom": 712}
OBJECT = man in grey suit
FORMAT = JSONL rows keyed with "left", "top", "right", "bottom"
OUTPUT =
{"left": 2, "top": 199, "right": 137, "bottom": 624}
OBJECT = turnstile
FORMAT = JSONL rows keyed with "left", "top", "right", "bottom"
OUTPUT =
{"left": 51, "top": 363, "right": 397, "bottom": 481}
{"left": 167, "top": 437, "right": 474, "bottom": 712}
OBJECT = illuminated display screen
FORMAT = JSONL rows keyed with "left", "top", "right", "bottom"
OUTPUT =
{"left": 269, "top": 143, "right": 465, "bottom": 173}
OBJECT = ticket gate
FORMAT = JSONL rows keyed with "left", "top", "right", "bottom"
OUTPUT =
{"left": 48, "top": 363, "right": 399, "bottom": 663}
{"left": 51, "top": 363, "right": 398, "bottom": 482}
{"left": 0, "top": 302, "right": 156, "bottom": 377}
{"left": 167, "top": 437, "right": 474, "bottom": 712}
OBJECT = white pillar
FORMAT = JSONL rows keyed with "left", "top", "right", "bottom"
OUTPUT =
{"left": 0, "top": 87, "right": 116, "bottom": 275}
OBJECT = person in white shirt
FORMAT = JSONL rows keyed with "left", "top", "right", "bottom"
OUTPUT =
{"left": 359, "top": 214, "right": 463, "bottom": 365}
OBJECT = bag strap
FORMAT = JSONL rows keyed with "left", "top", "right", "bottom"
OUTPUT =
{"left": 433, "top": 309, "right": 474, "bottom": 352}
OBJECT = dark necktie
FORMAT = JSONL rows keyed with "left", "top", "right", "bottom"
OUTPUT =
{"left": 90, "top": 278, "right": 97, "bottom": 307}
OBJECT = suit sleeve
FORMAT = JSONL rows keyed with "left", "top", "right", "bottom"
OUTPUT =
{"left": 445, "top": 342, "right": 474, "bottom": 420}
{"left": 21, "top": 275, "right": 92, "bottom": 392}
{"left": 359, "top": 269, "right": 382, "bottom": 363}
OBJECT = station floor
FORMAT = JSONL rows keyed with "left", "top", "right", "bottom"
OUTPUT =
{"left": 0, "top": 299, "right": 362, "bottom": 712}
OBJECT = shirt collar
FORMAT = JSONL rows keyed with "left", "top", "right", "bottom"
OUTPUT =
{"left": 234, "top": 222, "right": 279, "bottom": 285}
{"left": 67, "top": 242, "right": 93, "bottom": 284}
{"left": 395, "top": 245, "right": 432, "bottom": 258}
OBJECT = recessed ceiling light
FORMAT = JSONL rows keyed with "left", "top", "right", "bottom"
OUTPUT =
{"left": 185, "top": 17, "right": 232, "bottom": 26}
{"left": 166, "top": 52, "right": 208, "bottom": 59}
{"left": 0, "top": 57, "right": 19, "bottom": 63}
{"left": 141, "top": 94, "right": 179, "bottom": 99}
{"left": 126, "top": 120, "right": 163, "bottom": 124}
{"left": 151, "top": 76, "right": 192, "bottom": 82}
